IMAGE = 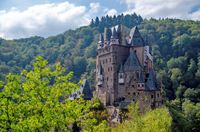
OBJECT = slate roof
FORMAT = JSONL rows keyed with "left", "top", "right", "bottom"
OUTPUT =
{"left": 111, "top": 27, "right": 118, "bottom": 39}
{"left": 145, "top": 69, "right": 158, "bottom": 91}
{"left": 138, "top": 71, "right": 145, "bottom": 83}
{"left": 81, "top": 80, "right": 93, "bottom": 100}
{"left": 124, "top": 50, "right": 142, "bottom": 71}
{"left": 69, "top": 80, "right": 93, "bottom": 100}
{"left": 119, "top": 101, "right": 131, "bottom": 109}
{"left": 119, "top": 64, "right": 124, "bottom": 73}
{"left": 104, "top": 28, "right": 112, "bottom": 41}
{"left": 129, "top": 26, "right": 145, "bottom": 46}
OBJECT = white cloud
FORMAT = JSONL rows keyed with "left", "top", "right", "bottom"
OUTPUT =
{"left": 0, "top": 2, "right": 101, "bottom": 39}
{"left": 191, "top": 9, "right": 200, "bottom": 20}
{"left": 89, "top": 3, "right": 101, "bottom": 14}
{"left": 105, "top": 9, "right": 118, "bottom": 16}
{"left": 121, "top": 0, "right": 200, "bottom": 20}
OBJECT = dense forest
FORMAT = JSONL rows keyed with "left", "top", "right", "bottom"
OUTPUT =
{"left": 0, "top": 13, "right": 200, "bottom": 131}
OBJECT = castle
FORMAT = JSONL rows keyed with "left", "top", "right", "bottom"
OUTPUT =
{"left": 96, "top": 25, "right": 162, "bottom": 111}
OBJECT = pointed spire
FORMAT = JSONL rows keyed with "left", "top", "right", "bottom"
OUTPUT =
{"left": 104, "top": 28, "right": 112, "bottom": 41}
{"left": 132, "top": 26, "right": 140, "bottom": 36}
{"left": 111, "top": 27, "right": 117, "bottom": 39}
{"left": 98, "top": 34, "right": 104, "bottom": 49}
{"left": 117, "top": 24, "right": 121, "bottom": 34}
{"left": 82, "top": 80, "right": 93, "bottom": 100}
{"left": 129, "top": 26, "right": 144, "bottom": 46}
{"left": 116, "top": 25, "right": 121, "bottom": 43}
{"left": 99, "top": 33, "right": 104, "bottom": 43}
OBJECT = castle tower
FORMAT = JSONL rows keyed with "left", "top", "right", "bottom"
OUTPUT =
{"left": 96, "top": 25, "right": 162, "bottom": 109}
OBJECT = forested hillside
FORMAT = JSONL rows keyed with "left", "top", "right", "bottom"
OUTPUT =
{"left": 0, "top": 14, "right": 200, "bottom": 131}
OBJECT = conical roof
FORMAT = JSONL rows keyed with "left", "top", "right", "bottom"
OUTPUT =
{"left": 81, "top": 80, "right": 93, "bottom": 100}
{"left": 129, "top": 26, "right": 144, "bottom": 46}
{"left": 124, "top": 50, "right": 142, "bottom": 71}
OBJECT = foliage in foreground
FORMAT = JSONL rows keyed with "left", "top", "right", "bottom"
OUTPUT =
{"left": 112, "top": 102, "right": 172, "bottom": 132}
{"left": 0, "top": 56, "right": 107, "bottom": 131}
{"left": 167, "top": 99, "right": 200, "bottom": 132}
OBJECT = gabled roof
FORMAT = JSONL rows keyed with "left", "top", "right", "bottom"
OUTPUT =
{"left": 145, "top": 69, "right": 158, "bottom": 91}
{"left": 129, "top": 26, "right": 145, "bottom": 46}
{"left": 124, "top": 50, "right": 142, "bottom": 71}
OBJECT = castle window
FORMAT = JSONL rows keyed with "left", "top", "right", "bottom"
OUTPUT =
{"left": 106, "top": 59, "right": 107, "bottom": 63}
{"left": 142, "top": 84, "right": 144, "bottom": 87}
{"left": 151, "top": 95, "right": 154, "bottom": 99}
{"left": 138, "top": 92, "right": 140, "bottom": 95}
{"left": 108, "top": 68, "right": 110, "bottom": 72}
{"left": 107, "top": 77, "right": 109, "bottom": 81}
{"left": 157, "top": 93, "right": 159, "bottom": 97}
{"left": 110, "top": 58, "right": 111, "bottom": 62}
{"left": 134, "top": 50, "right": 137, "bottom": 53}
{"left": 133, "top": 92, "right": 136, "bottom": 96}
{"left": 138, "top": 84, "right": 140, "bottom": 87}
{"left": 132, "top": 85, "right": 134, "bottom": 88}
{"left": 111, "top": 67, "right": 112, "bottom": 71}
{"left": 128, "top": 92, "right": 130, "bottom": 95}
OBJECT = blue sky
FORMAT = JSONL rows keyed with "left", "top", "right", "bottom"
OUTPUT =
{"left": 0, "top": 0, "right": 200, "bottom": 39}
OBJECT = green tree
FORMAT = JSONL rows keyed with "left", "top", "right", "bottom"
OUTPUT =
{"left": 182, "top": 100, "right": 200, "bottom": 132}
{"left": 184, "top": 88, "right": 200, "bottom": 103}
{"left": 0, "top": 56, "right": 97, "bottom": 131}
{"left": 112, "top": 102, "right": 172, "bottom": 132}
